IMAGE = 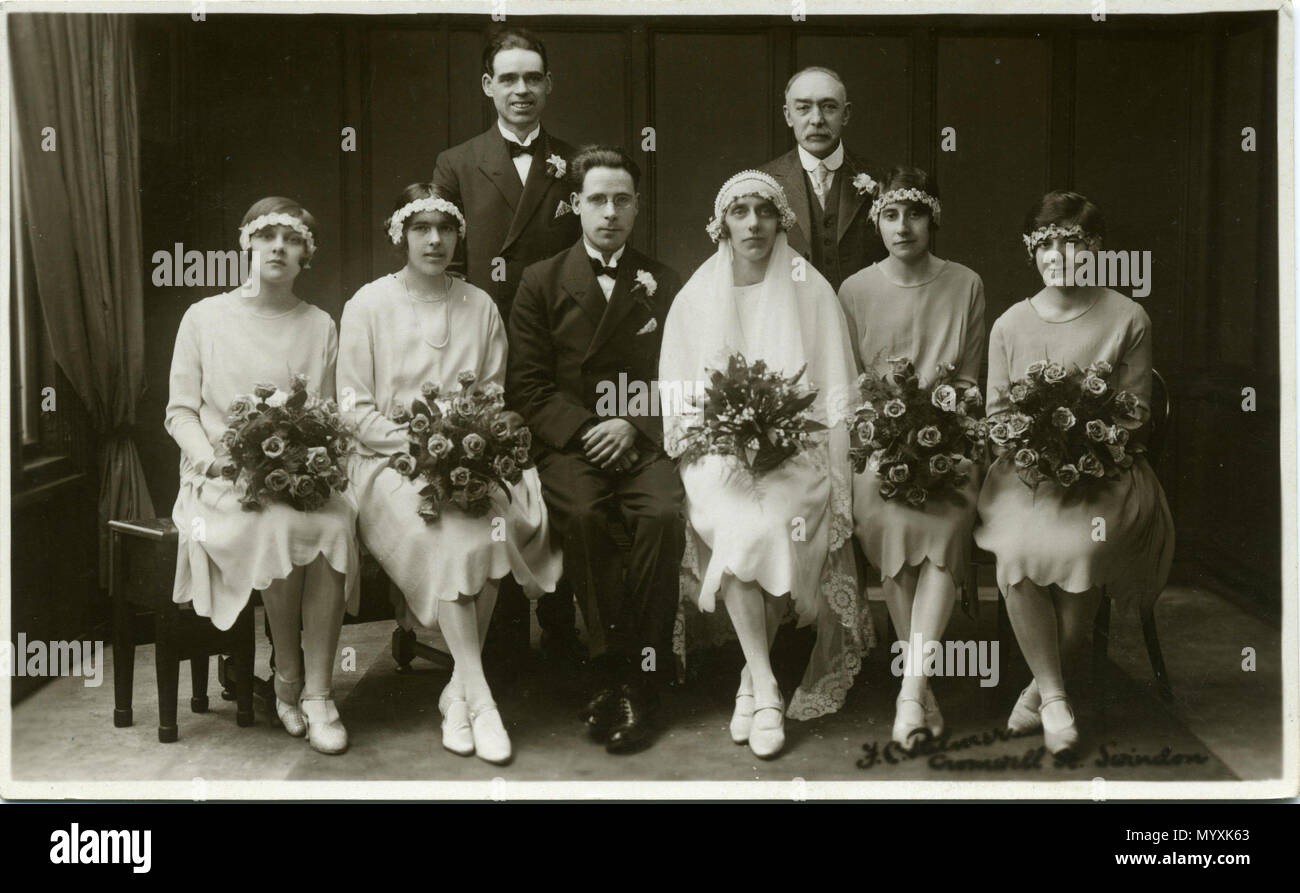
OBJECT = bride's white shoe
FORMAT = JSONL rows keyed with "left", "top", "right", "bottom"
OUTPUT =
{"left": 748, "top": 694, "right": 785, "bottom": 760}
{"left": 300, "top": 696, "right": 349, "bottom": 755}
{"left": 892, "top": 696, "right": 927, "bottom": 751}
{"left": 921, "top": 687, "right": 944, "bottom": 738}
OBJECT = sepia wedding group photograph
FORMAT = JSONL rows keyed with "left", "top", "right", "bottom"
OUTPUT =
{"left": 1, "top": 0, "right": 1295, "bottom": 801}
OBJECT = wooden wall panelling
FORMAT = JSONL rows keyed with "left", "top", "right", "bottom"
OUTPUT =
{"left": 651, "top": 29, "right": 773, "bottom": 278}
{"left": 933, "top": 34, "right": 1052, "bottom": 324}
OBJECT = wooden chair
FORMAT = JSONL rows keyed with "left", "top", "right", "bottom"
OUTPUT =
{"left": 108, "top": 518, "right": 255, "bottom": 742}
{"left": 965, "top": 368, "right": 1174, "bottom": 702}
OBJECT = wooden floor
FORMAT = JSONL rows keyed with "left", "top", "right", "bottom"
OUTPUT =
{"left": 5, "top": 585, "right": 1285, "bottom": 795}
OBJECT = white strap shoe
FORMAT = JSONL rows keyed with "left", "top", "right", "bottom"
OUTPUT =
{"left": 1007, "top": 680, "right": 1043, "bottom": 734}
{"left": 748, "top": 695, "right": 785, "bottom": 760}
{"left": 441, "top": 698, "right": 475, "bottom": 757}
{"left": 730, "top": 666, "right": 755, "bottom": 744}
{"left": 470, "top": 704, "right": 513, "bottom": 765}
{"left": 300, "top": 697, "right": 349, "bottom": 755}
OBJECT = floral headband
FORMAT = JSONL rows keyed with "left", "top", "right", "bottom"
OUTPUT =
{"left": 706, "top": 170, "right": 799, "bottom": 242}
{"left": 238, "top": 213, "right": 316, "bottom": 256}
{"left": 869, "top": 188, "right": 942, "bottom": 227}
{"left": 387, "top": 196, "right": 467, "bottom": 244}
{"left": 1021, "top": 223, "right": 1102, "bottom": 254}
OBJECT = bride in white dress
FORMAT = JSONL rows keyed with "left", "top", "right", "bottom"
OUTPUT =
{"left": 659, "top": 170, "right": 873, "bottom": 759}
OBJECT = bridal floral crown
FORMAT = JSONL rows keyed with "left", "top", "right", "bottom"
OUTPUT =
{"left": 387, "top": 196, "right": 467, "bottom": 244}
{"left": 868, "top": 187, "right": 942, "bottom": 227}
{"left": 706, "top": 170, "right": 798, "bottom": 242}
{"left": 239, "top": 212, "right": 316, "bottom": 257}
{"left": 1021, "top": 222, "right": 1101, "bottom": 255}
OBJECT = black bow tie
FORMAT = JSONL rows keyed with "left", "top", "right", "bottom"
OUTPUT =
{"left": 590, "top": 257, "right": 618, "bottom": 279}
{"left": 506, "top": 140, "right": 534, "bottom": 158}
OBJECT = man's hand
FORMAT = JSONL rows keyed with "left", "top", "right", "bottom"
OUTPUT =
{"left": 205, "top": 460, "right": 229, "bottom": 479}
{"left": 582, "top": 419, "right": 638, "bottom": 470}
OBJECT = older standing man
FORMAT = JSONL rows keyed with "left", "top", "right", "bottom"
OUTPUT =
{"left": 761, "top": 66, "right": 887, "bottom": 291}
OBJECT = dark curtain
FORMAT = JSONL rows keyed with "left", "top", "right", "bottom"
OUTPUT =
{"left": 10, "top": 13, "right": 156, "bottom": 581}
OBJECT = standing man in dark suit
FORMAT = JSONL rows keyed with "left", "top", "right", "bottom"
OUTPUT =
{"left": 433, "top": 28, "right": 584, "bottom": 667}
{"left": 507, "top": 146, "right": 685, "bottom": 754}
{"left": 761, "top": 66, "right": 888, "bottom": 292}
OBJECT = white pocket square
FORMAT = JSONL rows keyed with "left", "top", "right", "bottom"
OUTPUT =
{"left": 635, "top": 318, "right": 658, "bottom": 335}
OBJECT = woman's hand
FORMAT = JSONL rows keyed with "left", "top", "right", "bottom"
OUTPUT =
{"left": 205, "top": 460, "right": 230, "bottom": 479}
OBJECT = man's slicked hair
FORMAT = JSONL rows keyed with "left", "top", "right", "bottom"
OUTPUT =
{"left": 783, "top": 66, "right": 847, "bottom": 101}
{"left": 482, "top": 27, "right": 549, "bottom": 77}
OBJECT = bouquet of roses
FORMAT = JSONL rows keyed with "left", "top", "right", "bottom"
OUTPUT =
{"left": 677, "top": 353, "right": 827, "bottom": 476}
{"left": 989, "top": 358, "right": 1143, "bottom": 493}
{"left": 848, "top": 356, "right": 986, "bottom": 508}
{"left": 385, "top": 371, "right": 534, "bottom": 522}
{"left": 218, "top": 374, "right": 354, "bottom": 512}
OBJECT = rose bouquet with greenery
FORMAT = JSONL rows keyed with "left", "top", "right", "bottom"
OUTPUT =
{"left": 848, "top": 357, "right": 985, "bottom": 508}
{"left": 989, "top": 358, "right": 1143, "bottom": 493}
{"left": 385, "top": 371, "right": 533, "bottom": 522}
{"left": 219, "top": 374, "right": 354, "bottom": 512}
{"left": 677, "top": 353, "right": 827, "bottom": 476}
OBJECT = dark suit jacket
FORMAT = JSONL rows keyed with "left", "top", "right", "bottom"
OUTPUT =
{"left": 433, "top": 126, "right": 582, "bottom": 319}
{"left": 761, "top": 145, "right": 888, "bottom": 287}
{"left": 507, "top": 240, "right": 682, "bottom": 455}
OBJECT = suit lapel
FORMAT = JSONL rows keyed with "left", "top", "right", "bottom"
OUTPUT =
{"left": 476, "top": 128, "right": 522, "bottom": 212}
{"left": 837, "top": 148, "right": 870, "bottom": 243}
{"left": 773, "top": 150, "right": 811, "bottom": 252}
{"left": 587, "top": 251, "right": 641, "bottom": 360}
{"left": 502, "top": 130, "right": 558, "bottom": 253}
{"left": 560, "top": 242, "right": 607, "bottom": 333}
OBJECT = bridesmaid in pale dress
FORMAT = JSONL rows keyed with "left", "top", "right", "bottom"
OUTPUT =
{"left": 838, "top": 166, "right": 985, "bottom": 749}
{"left": 974, "top": 191, "right": 1175, "bottom": 755}
{"left": 661, "top": 170, "right": 870, "bottom": 760}
{"left": 338, "top": 184, "right": 561, "bottom": 765}
{"left": 166, "top": 197, "right": 359, "bottom": 754}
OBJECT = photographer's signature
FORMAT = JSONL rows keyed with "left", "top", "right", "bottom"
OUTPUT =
{"left": 857, "top": 727, "right": 1210, "bottom": 772}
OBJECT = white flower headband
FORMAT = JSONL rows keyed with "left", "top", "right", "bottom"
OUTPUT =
{"left": 387, "top": 196, "right": 467, "bottom": 244}
{"left": 869, "top": 187, "right": 942, "bottom": 227}
{"left": 238, "top": 212, "right": 316, "bottom": 256}
{"left": 1021, "top": 222, "right": 1102, "bottom": 254}
{"left": 706, "top": 170, "right": 799, "bottom": 243}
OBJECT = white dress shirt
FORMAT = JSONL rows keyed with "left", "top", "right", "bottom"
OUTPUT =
{"left": 583, "top": 239, "right": 626, "bottom": 301}
{"left": 498, "top": 120, "right": 541, "bottom": 184}
{"left": 798, "top": 141, "right": 844, "bottom": 207}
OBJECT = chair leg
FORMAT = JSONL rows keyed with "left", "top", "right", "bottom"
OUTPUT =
{"left": 190, "top": 652, "right": 210, "bottom": 713}
{"left": 1091, "top": 595, "right": 1112, "bottom": 686}
{"left": 231, "top": 603, "right": 256, "bottom": 727}
{"left": 110, "top": 532, "right": 135, "bottom": 729}
{"left": 1140, "top": 601, "right": 1174, "bottom": 702}
{"left": 154, "top": 606, "right": 181, "bottom": 743}
{"left": 392, "top": 626, "right": 416, "bottom": 671}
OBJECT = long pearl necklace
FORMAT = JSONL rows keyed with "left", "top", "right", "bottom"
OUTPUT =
{"left": 399, "top": 270, "right": 450, "bottom": 349}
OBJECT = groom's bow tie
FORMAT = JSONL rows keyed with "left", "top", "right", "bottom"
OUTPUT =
{"left": 589, "top": 257, "right": 618, "bottom": 279}
{"left": 505, "top": 140, "right": 534, "bottom": 158}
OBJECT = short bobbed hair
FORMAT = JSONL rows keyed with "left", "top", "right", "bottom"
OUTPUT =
{"left": 240, "top": 196, "right": 317, "bottom": 266}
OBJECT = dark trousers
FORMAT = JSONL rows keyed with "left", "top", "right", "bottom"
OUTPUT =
{"left": 536, "top": 446, "right": 685, "bottom": 684}
{"left": 486, "top": 576, "right": 576, "bottom": 656}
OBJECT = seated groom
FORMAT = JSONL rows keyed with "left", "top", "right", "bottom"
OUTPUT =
{"left": 507, "top": 146, "right": 684, "bottom": 754}
{"left": 761, "top": 66, "right": 887, "bottom": 290}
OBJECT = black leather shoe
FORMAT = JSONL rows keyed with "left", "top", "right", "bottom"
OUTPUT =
{"left": 579, "top": 686, "right": 620, "bottom": 736}
{"left": 605, "top": 684, "right": 659, "bottom": 754}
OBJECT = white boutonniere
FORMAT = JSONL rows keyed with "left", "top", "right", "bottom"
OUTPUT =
{"left": 546, "top": 154, "right": 567, "bottom": 180}
{"left": 852, "top": 172, "right": 878, "bottom": 196}
{"left": 554, "top": 200, "right": 573, "bottom": 219}
{"left": 633, "top": 269, "right": 658, "bottom": 297}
